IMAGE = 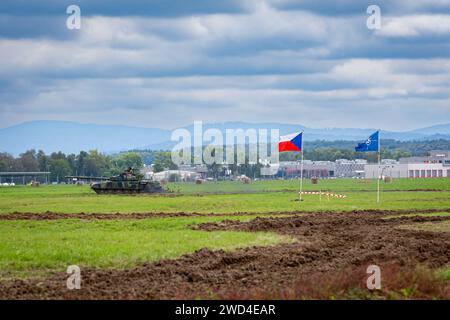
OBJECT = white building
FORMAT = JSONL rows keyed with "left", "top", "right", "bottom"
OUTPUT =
{"left": 278, "top": 159, "right": 367, "bottom": 178}
{"left": 260, "top": 164, "right": 280, "bottom": 177}
{"left": 364, "top": 163, "right": 450, "bottom": 178}
{"left": 335, "top": 159, "right": 367, "bottom": 178}
{"left": 364, "top": 150, "right": 450, "bottom": 178}
{"left": 152, "top": 170, "right": 201, "bottom": 182}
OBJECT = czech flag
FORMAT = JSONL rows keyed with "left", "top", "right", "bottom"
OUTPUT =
{"left": 278, "top": 132, "right": 303, "bottom": 153}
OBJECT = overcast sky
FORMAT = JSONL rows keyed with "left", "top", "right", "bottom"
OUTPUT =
{"left": 1, "top": 0, "right": 450, "bottom": 130}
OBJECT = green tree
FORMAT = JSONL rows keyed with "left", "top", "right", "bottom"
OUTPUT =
{"left": 66, "top": 154, "right": 77, "bottom": 175}
{"left": 49, "top": 159, "right": 72, "bottom": 182}
{"left": 0, "top": 153, "right": 15, "bottom": 172}
{"left": 152, "top": 151, "right": 177, "bottom": 173}
{"left": 85, "top": 150, "right": 112, "bottom": 177}
{"left": 19, "top": 149, "right": 39, "bottom": 172}
{"left": 36, "top": 150, "right": 49, "bottom": 172}
{"left": 115, "top": 152, "right": 143, "bottom": 170}
{"left": 76, "top": 151, "right": 88, "bottom": 176}
{"left": 50, "top": 151, "right": 67, "bottom": 161}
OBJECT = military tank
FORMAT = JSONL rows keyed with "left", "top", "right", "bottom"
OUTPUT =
{"left": 68, "top": 168, "right": 164, "bottom": 194}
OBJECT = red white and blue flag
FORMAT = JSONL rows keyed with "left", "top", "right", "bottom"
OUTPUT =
{"left": 278, "top": 132, "right": 303, "bottom": 153}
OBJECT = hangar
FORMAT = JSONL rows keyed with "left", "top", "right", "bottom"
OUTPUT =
{"left": 0, "top": 172, "right": 50, "bottom": 185}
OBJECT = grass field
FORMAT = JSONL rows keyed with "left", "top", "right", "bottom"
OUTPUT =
{"left": 0, "top": 178, "right": 449, "bottom": 296}
{"left": 168, "top": 177, "right": 450, "bottom": 193}
{"left": 1, "top": 178, "right": 450, "bottom": 214}
{"left": 0, "top": 215, "right": 290, "bottom": 279}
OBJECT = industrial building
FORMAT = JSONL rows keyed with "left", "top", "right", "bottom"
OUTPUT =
{"left": 142, "top": 164, "right": 208, "bottom": 181}
{"left": 151, "top": 170, "right": 201, "bottom": 182}
{"left": 277, "top": 159, "right": 367, "bottom": 178}
{"left": 364, "top": 150, "right": 450, "bottom": 178}
{"left": 276, "top": 151, "right": 450, "bottom": 179}
{"left": 278, "top": 161, "right": 334, "bottom": 178}
{"left": 335, "top": 159, "right": 367, "bottom": 178}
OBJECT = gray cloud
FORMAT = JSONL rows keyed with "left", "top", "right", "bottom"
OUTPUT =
{"left": 0, "top": 1, "right": 449, "bottom": 131}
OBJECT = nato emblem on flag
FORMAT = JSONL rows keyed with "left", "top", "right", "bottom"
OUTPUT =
{"left": 279, "top": 132, "right": 303, "bottom": 152}
{"left": 355, "top": 131, "right": 379, "bottom": 152}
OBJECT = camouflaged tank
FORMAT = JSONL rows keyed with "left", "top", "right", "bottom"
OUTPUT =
{"left": 90, "top": 168, "right": 164, "bottom": 194}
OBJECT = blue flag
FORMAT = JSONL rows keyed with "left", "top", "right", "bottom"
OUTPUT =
{"left": 355, "top": 131, "right": 379, "bottom": 152}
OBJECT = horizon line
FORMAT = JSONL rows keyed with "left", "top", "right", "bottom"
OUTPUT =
{"left": 1, "top": 119, "right": 449, "bottom": 133}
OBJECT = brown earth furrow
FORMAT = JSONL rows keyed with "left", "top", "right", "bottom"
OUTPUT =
{"left": 0, "top": 212, "right": 449, "bottom": 299}
{"left": 1, "top": 208, "right": 450, "bottom": 220}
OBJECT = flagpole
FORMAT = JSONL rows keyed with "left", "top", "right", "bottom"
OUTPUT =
{"left": 377, "top": 130, "right": 381, "bottom": 204}
{"left": 299, "top": 132, "right": 304, "bottom": 202}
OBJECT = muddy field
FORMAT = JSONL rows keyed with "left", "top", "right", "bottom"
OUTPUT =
{"left": 1, "top": 208, "right": 449, "bottom": 220}
{"left": 0, "top": 211, "right": 449, "bottom": 299}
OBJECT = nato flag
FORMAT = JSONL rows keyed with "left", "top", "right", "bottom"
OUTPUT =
{"left": 355, "top": 131, "right": 379, "bottom": 152}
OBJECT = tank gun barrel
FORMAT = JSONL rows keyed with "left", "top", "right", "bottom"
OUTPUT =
{"left": 66, "top": 176, "right": 109, "bottom": 180}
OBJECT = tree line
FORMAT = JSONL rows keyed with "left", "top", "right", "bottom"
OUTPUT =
{"left": 133, "top": 139, "right": 449, "bottom": 165}
{"left": 0, "top": 150, "right": 144, "bottom": 182}
{"left": 1, "top": 139, "right": 448, "bottom": 181}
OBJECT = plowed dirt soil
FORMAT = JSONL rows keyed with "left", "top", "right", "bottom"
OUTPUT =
{"left": 0, "top": 211, "right": 449, "bottom": 299}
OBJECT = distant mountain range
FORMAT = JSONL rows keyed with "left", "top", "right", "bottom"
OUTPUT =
{"left": 1, "top": 120, "right": 450, "bottom": 155}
